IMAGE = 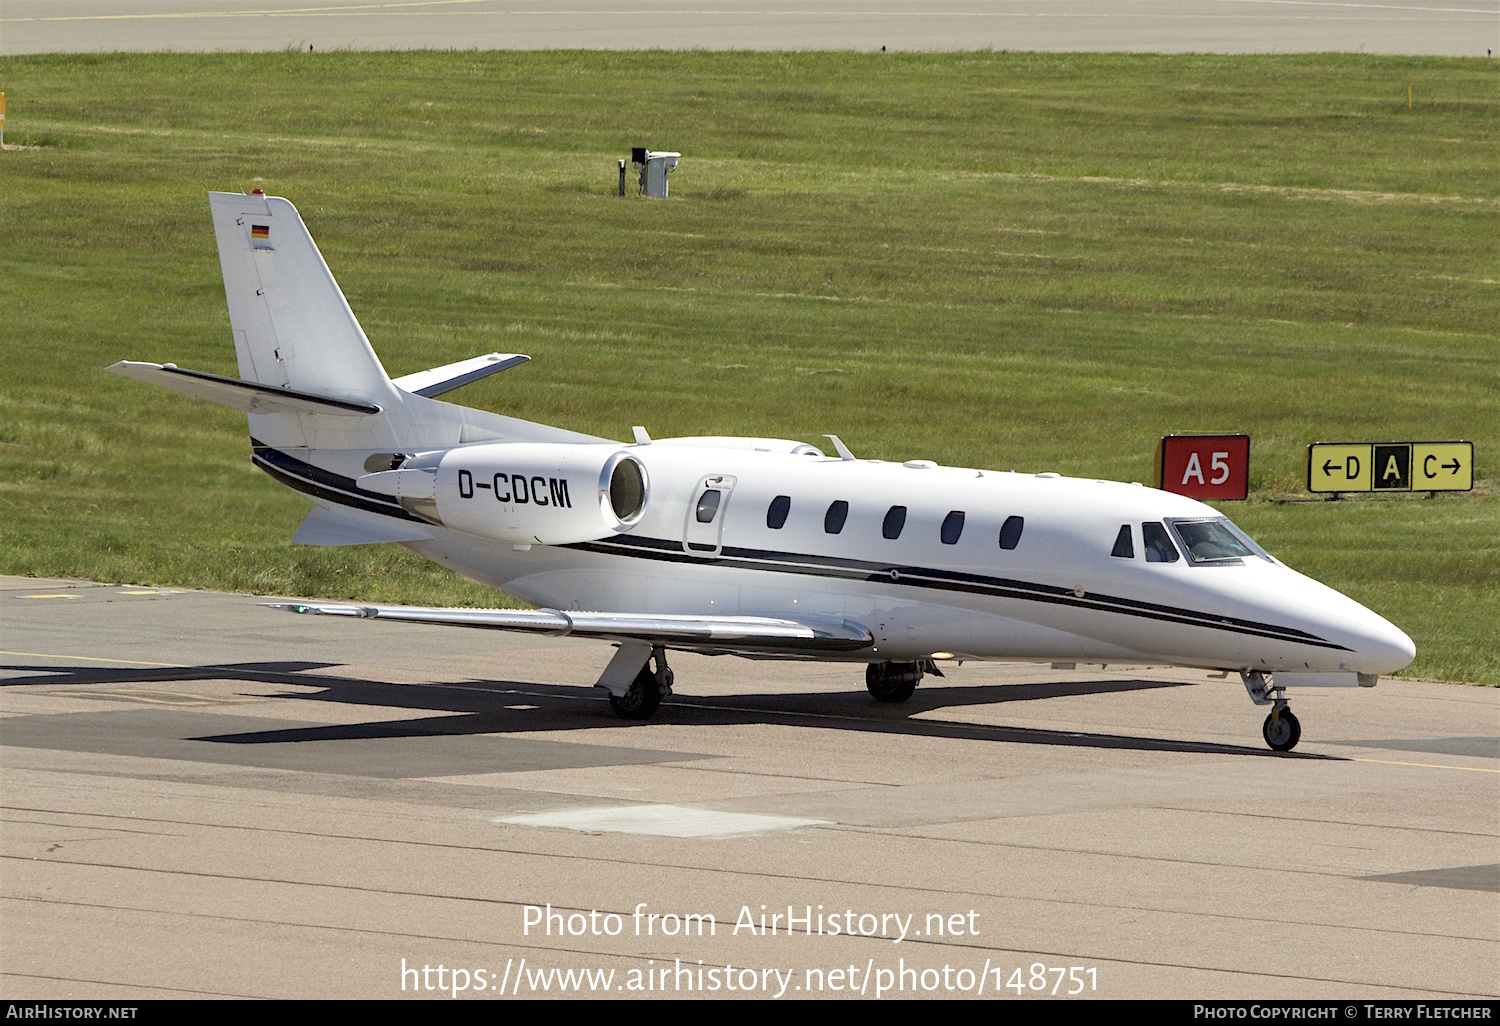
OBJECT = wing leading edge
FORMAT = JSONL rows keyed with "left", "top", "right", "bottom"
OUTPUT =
{"left": 265, "top": 602, "right": 874, "bottom": 655}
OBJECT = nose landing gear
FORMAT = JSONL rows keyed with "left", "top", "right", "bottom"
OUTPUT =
{"left": 1242, "top": 670, "right": 1301, "bottom": 752}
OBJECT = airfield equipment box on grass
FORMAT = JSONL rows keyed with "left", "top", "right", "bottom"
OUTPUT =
{"left": 631, "top": 147, "right": 680, "bottom": 198}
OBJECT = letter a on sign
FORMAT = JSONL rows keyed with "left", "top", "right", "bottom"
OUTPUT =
{"left": 1372, "top": 444, "right": 1411, "bottom": 491}
{"left": 1156, "top": 434, "right": 1250, "bottom": 501}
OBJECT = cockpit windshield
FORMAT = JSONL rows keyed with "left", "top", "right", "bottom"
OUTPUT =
{"left": 1167, "top": 517, "right": 1265, "bottom": 565}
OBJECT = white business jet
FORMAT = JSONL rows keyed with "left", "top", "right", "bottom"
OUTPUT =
{"left": 109, "top": 192, "right": 1416, "bottom": 751}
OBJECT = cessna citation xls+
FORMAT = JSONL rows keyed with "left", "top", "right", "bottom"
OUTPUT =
{"left": 110, "top": 192, "right": 1416, "bottom": 751}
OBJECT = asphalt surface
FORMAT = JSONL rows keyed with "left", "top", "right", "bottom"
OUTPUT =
{"left": 2, "top": 574, "right": 1497, "bottom": 999}
{"left": 2, "top": 0, "right": 1496, "bottom": 56}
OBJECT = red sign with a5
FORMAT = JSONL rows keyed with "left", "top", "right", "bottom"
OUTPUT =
{"left": 1156, "top": 434, "right": 1250, "bottom": 501}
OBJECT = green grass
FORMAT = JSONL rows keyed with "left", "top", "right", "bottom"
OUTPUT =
{"left": 1, "top": 52, "right": 1496, "bottom": 683}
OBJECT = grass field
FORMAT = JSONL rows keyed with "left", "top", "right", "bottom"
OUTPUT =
{"left": 1, "top": 52, "right": 1496, "bottom": 683}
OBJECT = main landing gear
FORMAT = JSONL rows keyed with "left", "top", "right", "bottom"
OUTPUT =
{"left": 866, "top": 660, "right": 941, "bottom": 703}
{"left": 608, "top": 646, "right": 674, "bottom": 720}
{"left": 1242, "top": 670, "right": 1301, "bottom": 752}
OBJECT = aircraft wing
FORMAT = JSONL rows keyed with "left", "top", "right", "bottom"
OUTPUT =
{"left": 265, "top": 601, "right": 873, "bottom": 654}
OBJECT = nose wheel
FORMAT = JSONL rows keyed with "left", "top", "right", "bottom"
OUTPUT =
{"left": 1242, "top": 670, "right": 1302, "bottom": 752}
{"left": 1262, "top": 706, "right": 1301, "bottom": 752}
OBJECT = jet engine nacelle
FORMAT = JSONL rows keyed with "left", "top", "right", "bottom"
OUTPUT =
{"left": 439, "top": 442, "right": 648, "bottom": 545}
{"left": 366, "top": 442, "right": 649, "bottom": 545}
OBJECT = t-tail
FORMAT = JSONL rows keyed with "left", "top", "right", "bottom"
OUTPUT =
{"left": 109, "top": 190, "right": 599, "bottom": 455}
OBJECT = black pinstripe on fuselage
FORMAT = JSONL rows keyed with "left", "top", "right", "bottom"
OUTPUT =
{"left": 251, "top": 442, "right": 1349, "bottom": 653}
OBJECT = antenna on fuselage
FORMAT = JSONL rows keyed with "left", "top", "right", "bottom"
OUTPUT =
{"left": 632, "top": 426, "right": 652, "bottom": 445}
{"left": 824, "top": 435, "right": 857, "bottom": 461}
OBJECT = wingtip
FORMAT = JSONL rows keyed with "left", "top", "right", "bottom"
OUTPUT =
{"left": 262, "top": 601, "right": 378, "bottom": 618}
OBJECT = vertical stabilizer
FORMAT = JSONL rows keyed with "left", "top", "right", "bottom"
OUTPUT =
{"left": 198, "top": 190, "right": 606, "bottom": 456}
{"left": 209, "top": 191, "right": 396, "bottom": 405}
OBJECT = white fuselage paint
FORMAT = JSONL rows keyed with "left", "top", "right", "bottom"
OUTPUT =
{"left": 395, "top": 439, "right": 1415, "bottom": 675}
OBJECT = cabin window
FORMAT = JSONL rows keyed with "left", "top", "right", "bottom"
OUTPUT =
{"left": 824, "top": 500, "right": 849, "bottom": 534}
{"left": 1142, "top": 521, "right": 1180, "bottom": 563}
{"left": 941, "top": 511, "right": 965, "bottom": 545}
{"left": 882, "top": 505, "right": 907, "bottom": 540}
{"left": 766, "top": 495, "right": 791, "bottom": 530}
{"left": 1169, "top": 518, "right": 1255, "bottom": 565}
{"left": 696, "top": 489, "right": 722, "bottom": 524}
{"left": 998, "top": 515, "right": 1024, "bottom": 550}
{"left": 1111, "top": 524, "right": 1134, "bottom": 559}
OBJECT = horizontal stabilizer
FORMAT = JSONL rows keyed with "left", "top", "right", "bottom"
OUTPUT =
{"left": 291, "top": 505, "right": 434, "bottom": 547}
{"left": 107, "top": 362, "right": 380, "bottom": 416}
{"left": 392, "top": 353, "right": 529, "bottom": 398}
{"left": 266, "top": 602, "right": 873, "bottom": 654}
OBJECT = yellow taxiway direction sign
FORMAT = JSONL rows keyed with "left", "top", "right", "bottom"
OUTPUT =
{"left": 1307, "top": 441, "right": 1473, "bottom": 494}
{"left": 1411, "top": 442, "right": 1473, "bottom": 492}
{"left": 1307, "top": 443, "right": 1372, "bottom": 493}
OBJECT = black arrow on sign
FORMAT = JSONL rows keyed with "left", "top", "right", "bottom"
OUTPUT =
{"left": 1322, "top": 460, "right": 1338, "bottom": 475}
{"left": 1444, "top": 459, "right": 1461, "bottom": 473}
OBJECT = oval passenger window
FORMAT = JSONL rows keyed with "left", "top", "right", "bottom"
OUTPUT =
{"left": 767, "top": 494, "right": 791, "bottom": 530}
{"left": 824, "top": 500, "right": 849, "bottom": 535}
{"left": 941, "top": 510, "right": 965, "bottom": 545}
{"left": 998, "top": 515, "right": 1024, "bottom": 550}
{"left": 882, "top": 505, "right": 906, "bottom": 540}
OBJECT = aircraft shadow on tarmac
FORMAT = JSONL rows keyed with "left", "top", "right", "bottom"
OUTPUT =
{"left": 1, "top": 659, "right": 1340, "bottom": 761}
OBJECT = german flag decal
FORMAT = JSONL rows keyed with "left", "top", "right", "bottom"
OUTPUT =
{"left": 251, "top": 224, "right": 270, "bottom": 239}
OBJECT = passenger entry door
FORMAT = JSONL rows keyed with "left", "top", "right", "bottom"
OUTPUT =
{"left": 684, "top": 475, "right": 735, "bottom": 555}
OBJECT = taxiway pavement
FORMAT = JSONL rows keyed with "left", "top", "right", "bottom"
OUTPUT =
{"left": 2, "top": 575, "right": 1496, "bottom": 998}
{"left": 3, "top": 0, "right": 1495, "bottom": 56}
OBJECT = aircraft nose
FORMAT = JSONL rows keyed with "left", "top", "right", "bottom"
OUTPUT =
{"left": 1347, "top": 612, "right": 1416, "bottom": 675}
{"left": 1265, "top": 565, "right": 1417, "bottom": 674}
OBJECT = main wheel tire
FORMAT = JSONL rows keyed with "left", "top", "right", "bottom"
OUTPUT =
{"left": 609, "top": 665, "right": 663, "bottom": 720}
{"left": 1263, "top": 708, "right": 1301, "bottom": 752}
{"left": 866, "top": 661, "right": 920, "bottom": 703}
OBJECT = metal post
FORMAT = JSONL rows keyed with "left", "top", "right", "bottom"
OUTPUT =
{"left": 618, "top": 159, "right": 626, "bottom": 197}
